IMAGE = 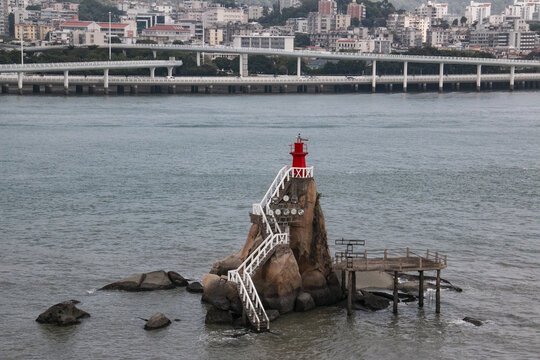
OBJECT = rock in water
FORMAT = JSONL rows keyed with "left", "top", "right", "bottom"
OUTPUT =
{"left": 168, "top": 271, "right": 188, "bottom": 287}
{"left": 295, "top": 292, "right": 315, "bottom": 312}
{"left": 144, "top": 313, "right": 171, "bottom": 330}
{"left": 36, "top": 303, "right": 90, "bottom": 326}
{"left": 266, "top": 309, "right": 280, "bottom": 322}
{"left": 463, "top": 317, "right": 483, "bottom": 326}
{"left": 101, "top": 273, "right": 146, "bottom": 291}
{"left": 359, "top": 290, "right": 391, "bottom": 311}
{"left": 187, "top": 281, "right": 203, "bottom": 293}
{"left": 202, "top": 274, "right": 241, "bottom": 313}
{"left": 139, "top": 270, "right": 174, "bottom": 291}
{"left": 205, "top": 306, "right": 233, "bottom": 325}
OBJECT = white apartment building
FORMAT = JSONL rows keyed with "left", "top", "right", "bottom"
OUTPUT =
{"left": 202, "top": 7, "right": 246, "bottom": 27}
{"left": 505, "top": 0, "right": 540, "bottom": 21}
{"left": 465, "top": 1, "right": 492, "bottom": 24}
{"left": 247, "top": 6, "right": 264, "bottom": 20}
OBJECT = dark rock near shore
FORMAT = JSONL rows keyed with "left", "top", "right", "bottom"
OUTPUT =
{"left": 357, "top": 290, "right": 391, "bottom": 311}
{"left": 266, "top": 309, "right": 280, "bottom": 322}
{"left": 140, "top": 271, "right": 174, "bottom": 291}
{"left": 202, "top": 274, "right": 241, "bottom": 313}
{"left": 101, "top": 273, "right": 146, "bottom": 291}
{"left": 36, "top": 302, "right": 90, "bottom": 326}
{"left": 463, "top": 317, "right": 483, "bottom": 326}
{"left": 205, "top": 306, "right": 233, "bottom": 325}
{"left": 295, "top": 292, "right": 315, "bottom": 312}
{"left": 144, "top": 313, "right": 171, "bottom": 330}
{"left": 168, "top": 271, "right": 188, "bottom": 287}
{"left": 187, "top": 281, "right": 203, "bottom": 293}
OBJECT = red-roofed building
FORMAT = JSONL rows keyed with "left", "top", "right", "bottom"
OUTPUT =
{"left": 59, "top": 21, "right": 137, "bottom": 42}
{"left": 140, "top": 24, "right": 191, "bottom": 44}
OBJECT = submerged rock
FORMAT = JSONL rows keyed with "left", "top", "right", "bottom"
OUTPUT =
{"left": 187, "top": 281, "right": 203, "bottom": 293}
{"left": 463, "top": 317, "right": 483, "bottom": 326}
{"left": 357, "top": 290, "right": 391, "bottom": 311}
{"left": 144, "top": 313, "right": 171, "bottom": 330}
{"left": 36, "top": 302, "right": 90, "bottom": 326}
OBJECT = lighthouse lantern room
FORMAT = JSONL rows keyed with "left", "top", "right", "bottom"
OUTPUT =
{"left": 290, "top": 133, "right": 309, "bottom": 169}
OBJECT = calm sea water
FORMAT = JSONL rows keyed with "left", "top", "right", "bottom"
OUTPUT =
{"left": 1, "top": 92, "right": 539, "bottom": 359}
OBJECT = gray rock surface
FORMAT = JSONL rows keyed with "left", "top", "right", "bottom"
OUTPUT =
{"left": 295, "top": 292, "right": 316, "bottom": 312}
{"left": 36, "top": 302, "right": 90, "bottom": 326}
{"left": 358, "top": 290, "right": 391, "bottom": 310}
{"left": 266, "top": 309, "right": 280, "bottom": 322}
{"left": 168, "top": 271, "right": 188, "bottom": 287}
{"left": 101, "top": 273, "right": 145, "bottom": 291}
{"left": 144, "top": 313, "right": 171, "bottom": 330}
{"left": 139, "top": 270, "right": 174, "bottom": 291}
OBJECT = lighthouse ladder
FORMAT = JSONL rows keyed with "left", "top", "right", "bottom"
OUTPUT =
{"left": 228, "top": 165, "right": 313, "bottom": 331}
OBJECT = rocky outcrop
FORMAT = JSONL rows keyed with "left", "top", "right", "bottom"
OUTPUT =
{"left": 205, "top": 306, "right": 233, "bottom": 325}
{"left": 101, "top": 270, "right": 186, "bottom": 291}
{"left": 144, "top": 313, "right": 171, "bottom": 330}
{"left": 36, "top": 302, "right": 90, "bottom": 326}
{"left": 355, "top": 290, "right": 391, "bottom": 311}
{"left": 206, "top": 177, "right": 342, "bottom": 319}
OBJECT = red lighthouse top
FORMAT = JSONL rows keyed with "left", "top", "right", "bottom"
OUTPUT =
{"left": 290, "top": 134, "right": 309, "bottom": 168}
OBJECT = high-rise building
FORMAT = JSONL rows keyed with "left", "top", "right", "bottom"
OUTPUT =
{"left": 1, "top": 0, "right": 9, "bottom": 36}
{"left": 318, "top": 0, "right": 337, "bottom": 16}
{"left": 347, "top": 0, "right": 366, "bottom": 20}
{"left": 465, "top": 1, "right": 492, "bottom": 24}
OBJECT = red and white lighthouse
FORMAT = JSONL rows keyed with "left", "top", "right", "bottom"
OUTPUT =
{"left": 290, "top": 134, "right": 309, "bottom": 168}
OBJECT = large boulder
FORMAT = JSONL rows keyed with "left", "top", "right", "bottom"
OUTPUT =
{"left": 295, "top": 292, "right": 315, "bottom": 312}
{"left": 140, "top": 270, "right": 174, "bottom": 291}
{"left": 36, "top": 302, "right": 90, "bottom": 326}
{"left": 202, "top": 274, "right": 242, "bottom": 313}
{"left": 358, "top": 290, "right": 391, "bottom": 311}
{"left": 144, "top": 313, "right": 171, "bottom": 330}
{"left": 253, "top": 246, "right": 302, "bottom": 314}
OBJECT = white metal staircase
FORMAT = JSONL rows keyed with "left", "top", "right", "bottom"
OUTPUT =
{"left": 227, "top": 165, "right": 313, "bottom": 331}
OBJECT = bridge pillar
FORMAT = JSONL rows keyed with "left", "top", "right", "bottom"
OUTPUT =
{"left": 45, "top": 84, "right": 52, "bottom": 94}
{"left": 354, "top": 84, "right": 358, "bottom": 92}
{"left": 122, "top": 50, "right": 126, "bottom": 56}
{"left": 150, "top": 67, "right": 155, "bottom": 78}
{"left": 63, "top": 70, "right": 69, "bottom": 95}
{"left": 167, "top": 67, "right": 173, "bottom": 77}
{"left": 510, "top": 66, "right": 515, "bottom": 90}
{"left": 17, "top": 72, "right": 23, "bottom": 95}
{"left": 206, "top": 85, "right": 213, "bottom": 94}
{"left": 297, "top": 56, "right": 301, "bottom": 77}
{"left": 319, "top": 84, "right": 323, "bottom": 93}
{"left": 152, "top": 50, "right": 157, "bottom": 59}
{"left": 422, "top": 83, "right": 427, "bottom": 91}
{"left": 371, "top": 60, "right": 377, "bottom": 92}
{"left": 456, "top": 82, "right": 460, "bottom": 91}
{"left": 196, "top": 52, "right": 201, "bottom": 67}
{"left": 439, "top": 63, "right": 444, "bottom": 92}
{"left": 130, "top": 85, "right": 138, "bottom": 95}
{"left": 476, "top": 64, "right": 482, "bottom": 91}
{"left": 103, "top": 69, "right": 109, "bottom": 95}
{"left": 489, "top": 81, "right": 493, "bottom": 90}
{"left": 403, "top": 61, "right": 408, "bottom": 92}
{"left": 239, "top": 54, "right": 248, "bottom": 77}
{"left": 388, "top": 83, "right": 393, "bottom": 92}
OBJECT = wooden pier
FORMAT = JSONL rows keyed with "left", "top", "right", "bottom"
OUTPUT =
{"left": 334, "top": 246, "right": 447, "bottom": 315}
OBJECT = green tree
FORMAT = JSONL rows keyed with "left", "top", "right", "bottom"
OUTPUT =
{"left": 460, "top": 16, "right": 467, "bottom": 25}
{"left": 79, "top": 0, "right": 123, "bottom": 22}
{"left": 452, "top": 19, "right": 458, "bottom": 26}
{"left": 294, "top": 34, "right": 310, "bottom": 48}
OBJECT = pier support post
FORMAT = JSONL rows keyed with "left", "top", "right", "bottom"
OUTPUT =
{"left": 152, "top": 50, "right": 157, "bottom": 59}
{"left": 371, "top": 60, "right": 377, "bottom": 92}
{"left": 239, "top": 54, "right": 248, "bottom": 78}
{"left": 103, "top": 69, "right": 109, "bottom": 95}
{"left": 476, "top": 64, "right": 482, "bottom": 91}
{"left": 393, "top": 271, "right": 399, "bottom": 314}
{"left": 167, "top": 67, "right": 173, "bottom": 77}
{"left": 319, "top": 84, "right": 323, "bottom": 93}
{"left": 510, "top": 66, "right": 515, "bottom": 90}
{"left": 403, "top": 61, "right": 408, "bottom": 92}
{"left": 436, "top": 269, "right": 441, "bottom": 313}
{"left": 297, "top": 56, "right": 301, "bottom": 77}
{"left": 347, "top": 271, "right": 352, "bottom": 316}
{"left": 150, "top": 67, "right": 155, "bottom": 78}
{"left": 456, "top": 82, "right": 460, "bottom": 91}
{"left": 196, "top": 52, "right": 201, "bottom": 67}
{"left": 63, "top": 70, "right": 69, "bottom": 95}
{"left": 439, "top": 63, "right": 444, "bottom": 92}
{"left": 418, "top": 271, "right": 424, "bottom": 308}
{"left": 388, "top": 84, "right": 393, "bottom": 92}
{"left": 17, "top": 72, "right": 23, "bottom": 95}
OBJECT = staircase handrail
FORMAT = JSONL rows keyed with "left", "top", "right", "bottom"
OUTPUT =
{"left": 233, "top": 271, "right": 261, "bottom": 325}
{"left": 242, "top": 273, "right": 269, "bottom": 326}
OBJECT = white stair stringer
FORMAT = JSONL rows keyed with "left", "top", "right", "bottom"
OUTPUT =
{"left": 228, "top": 165, "right": 313, "bottom": 332}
